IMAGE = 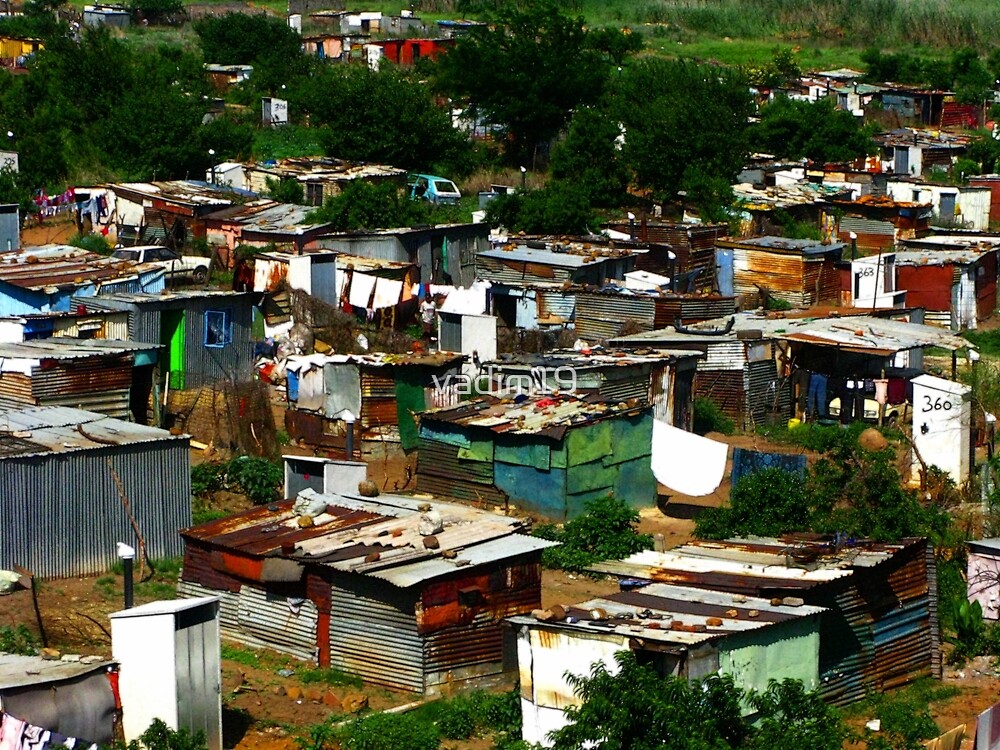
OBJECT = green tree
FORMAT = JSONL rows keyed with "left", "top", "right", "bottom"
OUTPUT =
{"left": 436, "top": 0, "right": 611, "bottom": 163}
{"left": 0, "top": 166, "right": 34, "bottom": 219}
{"left": 308, "top": 180, "right": 428, "bottom": 232}
{"left": 548, "top": 652, "right": 846, "bottom": 750}
{"left": 265, "top": 177, "right": 305, "bottom": 205}
{"left": 966, "top": 131, "right": 1000, "bottom": 173}
{"left": 292, "top": 65, "right": 469, "bottom": 173}
{"left": 549, "top": 652, "right": 745, "bottom": 750}
{"left": 194, "top": 13, "right": 302, "bottom": 67}
{"left": 695, "top": 468, "right": 811, "bottom": 540}
{"left": 485, "top": 182, "right": 594, "bottom": 236}
{"left": 750, "top": 96, "right": 875, "bottom": 163}
{"left": 951, "top": 48, "right": 994, "bottom": 106}
{"left": 532, "top": 496, "right": 653, "bottom": 572}
{"left": 613, "top": 59, "right": 753, "bottom": 203}
{"left": 550, "top": 106, "right": 629, "bottom": 207}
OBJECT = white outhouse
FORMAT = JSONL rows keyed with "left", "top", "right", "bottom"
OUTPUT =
{"left": 910, "top": 374, "right": 972, "bottom": 485}
{"left": 110, "top": 597, "right": 222, "bottom": 750}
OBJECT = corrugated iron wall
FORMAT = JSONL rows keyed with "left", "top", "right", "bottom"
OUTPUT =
{"left": 182, "top": 297, "right": 255, "bottom": 387}
{"left": 360, "top": 368, "right": 397, "bottom": 428}
{"left": 574, "top": 293, "right": 654, "bottom": 341}
{"left": 329, "top": 577, "right": 425, "bottom": 692}
{"left": 815, "top": 541, "right": 933, "bottom": 705}
{"left": 416, "top": 438, "right": 507, "bottom": 505}
{"left": 0, "top": 439, "right": 191, "bottom": 578}
{"left": 653, "top": 297, "right": 737, "bottom": 327}
{"left": 475, "top": 256, "right": 573, "bottom": 285}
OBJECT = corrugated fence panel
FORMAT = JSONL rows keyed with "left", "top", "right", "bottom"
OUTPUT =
{"left": 329, "top": 579, "right": 425, "bottom": 692}
{"left": 693, "top": 370, "right": 744, "bottom": 424}
{"left": 746, "top": 359, "right": 787, "bottom": 429}
{"left": 0, "top": 440, "right": 190, "bottom": 578}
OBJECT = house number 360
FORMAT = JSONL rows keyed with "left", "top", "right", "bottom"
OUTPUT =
{"left": 922, "top": 395, "right": 953, "bottom": 412}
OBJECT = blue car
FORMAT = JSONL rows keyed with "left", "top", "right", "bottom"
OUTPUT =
{"left": 408, "top": 173, "right": 462, "bottom": 205}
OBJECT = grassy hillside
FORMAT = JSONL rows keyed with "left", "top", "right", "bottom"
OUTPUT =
{"left": 337, "top": 0, "right": 999, "bottom": 68}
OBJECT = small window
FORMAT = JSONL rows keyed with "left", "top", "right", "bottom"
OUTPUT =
{"left": 205, "top": 309, "right": 232, "bottom": 348}
{"left": 306, "top": 182, "right": 324, "bottom": 207}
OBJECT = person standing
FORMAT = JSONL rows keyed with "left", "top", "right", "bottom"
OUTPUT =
{"left": 420, "top": 294, "right": 437, "bottom": 343}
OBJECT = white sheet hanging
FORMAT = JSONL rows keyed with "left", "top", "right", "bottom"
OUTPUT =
{"left": 348, "top": 272, "right": 377, "bottom": 308}
{"left": 650, "top": 419, "right": 728, "bottom": 497}
{"left": 372, "top": 277, "right": 404, "bottom": 309}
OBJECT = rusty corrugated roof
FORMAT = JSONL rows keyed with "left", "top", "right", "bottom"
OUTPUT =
{"left": 420, "top": 393, "right": 648, "bottom": 440}
{"left": 508, "top": 581, "right": 826, "bottom": 646}
{"left": 181, "top": 489, "right": 555, "bottom": 587}
{"left": 0, "top": 245, "right": 163, "bottom": 291}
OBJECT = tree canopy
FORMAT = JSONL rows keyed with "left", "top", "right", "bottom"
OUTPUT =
{"left": 436, "top": 0, "right": 610, "bottom": 163}
{"left": 548, "top": 651, "right": 846, "bottom": 750}
{"left": 613, "top": 58, "right": 754, "bottom": 211}
{"left": 749, "top": 96, "right": 875, "bottom": 163}
{"left": 291, "top": 65, "right": 470, "bottom": 173}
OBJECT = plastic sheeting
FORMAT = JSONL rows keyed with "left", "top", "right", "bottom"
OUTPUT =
{"left": 0, "top": 668, "right": 116, "bottom": 745}
{"left": 651, "top": 420, "right": 728, "bottom": 497}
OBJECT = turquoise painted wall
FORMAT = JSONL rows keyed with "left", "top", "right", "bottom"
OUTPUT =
{"left": 717, "top": 615, "right": 822, "bottom": 697}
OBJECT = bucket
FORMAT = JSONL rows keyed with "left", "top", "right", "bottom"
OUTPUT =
{"left": 788, "top": 418, "right": 802, "bottom": 430}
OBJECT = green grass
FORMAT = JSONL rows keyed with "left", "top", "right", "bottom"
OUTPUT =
{"left": 221, "top": 643, "right": 263, "bottom": 668}
{"left": 963, "top": 329, "right": 1000, "bottom": 358}
{"left": 298, "top": 667, "right": 364, "bottom": 689}
{"left": 252, "top": 125, "right": 325, "bottom": 162}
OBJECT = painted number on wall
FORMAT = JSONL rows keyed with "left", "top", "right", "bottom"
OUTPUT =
{"left": 921, "top": 395, "right": 953, "bottom": 413}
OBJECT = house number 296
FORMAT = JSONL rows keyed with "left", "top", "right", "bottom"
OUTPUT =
{"left": 922, "top": 395, "right": 952, "bottom": 412}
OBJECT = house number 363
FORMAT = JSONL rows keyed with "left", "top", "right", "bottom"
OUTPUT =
{"left": 922, "top": 395, "right": 953, "bottom": 412}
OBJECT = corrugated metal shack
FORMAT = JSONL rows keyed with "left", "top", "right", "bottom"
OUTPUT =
{"left": 482, "top": 349, "right": 700, "bottom": 430}
{"left": 203, "top": 201, "right": 334, "bottom": 254}
{"left": 416, "top": 394, "right": 656, "bottom": 520}
{"left": 0, "top": 405, "right": 191, "bottom": 578}
{"left": 283, "top": 351, "right": 465, "bottom": 451}
{"left": 591, "top": 536, "right": 940, "bottom": 705}
{"left": 603, "top": 221, "right": 726, "bottom": 292}
{"left": 314, "top": 223, "right": 489, "bottom": 287}
{"left": 0, "top": 245, "right": 166, "bottom": 316}
{"left": 219, "top": 157, "right": 406, "bottom": 207}
{"left": 574, "top": 290, "right": 736, "bottom": 341}
{"left": 731, "top": 184, "right": 850, "bottom": 239}
{"left": 510, "top": 583, "right": 825, "bottom": 745}
{"left": 0, "top": 309, "right": 130, "bottom": 343}
{"left": 476, "top": 243, "right": 637, "bottom": 287}
{"left": 611, "top": 319, "right": 788, "bottom": 431}
{"left": 104, "top": 181, "right": 259, "bottom": 248}
{"left": 0, "top": 337, "right": 160, "bottom": 419}
{"left": 716, "top": 236, "right": 845, "bottom": 307}
{"left": 73, "top": 291, "right": 256, "bottom": 390}
{"left": 178, "top": 489, "right": 555, "bottom": 693}
{"left": 827, "top": 195, "right": 932, "bottom": 253}
{"left": 894, "top": 238, "right": 1000, "bottom": 330}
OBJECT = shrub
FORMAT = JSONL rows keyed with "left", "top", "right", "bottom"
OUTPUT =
{"left": 695, "top": 468, "right": 811, "bottom": 539}
{"left": 225, "top": 456, "right": 283, "bottom": 505}
{"left": 534, "top": 496, "right": 653, "bottom": 572}
{"left": 128, "top": 719, "right": 207, "bottom": 750}
{"left": 335, "top": 712, "right": 439, "bottom": 750}
{"left": 191, "top": 462, "right": 225, "bottom": 497}
{"left": 437, "top": 697, "right": 476, "bottom": 740}
{"left": 0, "top": 625, "right": 39, "bottom": 655}
{"left": 693, "top": 397, "right": 734, "bottom": 436}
